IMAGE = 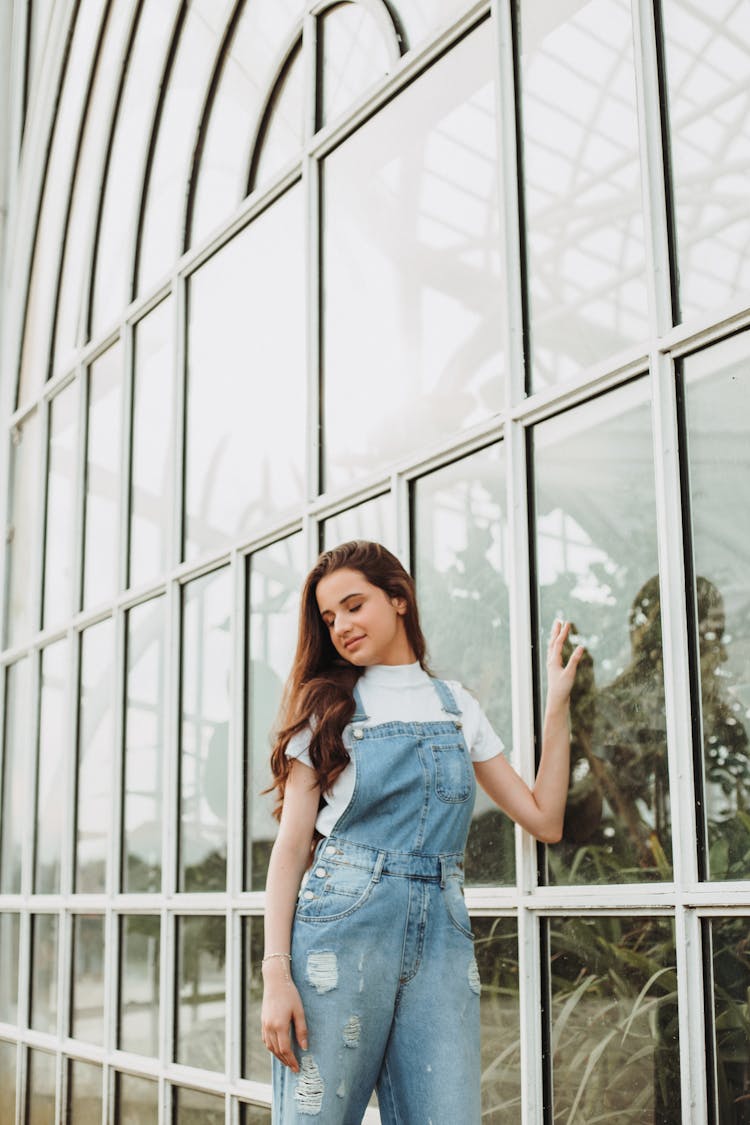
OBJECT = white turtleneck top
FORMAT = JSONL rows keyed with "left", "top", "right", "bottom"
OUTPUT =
{"left": 285, "top": 662, "right": 505, "bottom": 837}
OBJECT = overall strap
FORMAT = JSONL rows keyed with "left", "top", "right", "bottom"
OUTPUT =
{"left": 431, "top": 677, "right": 461, "bottom": 716}
{"left": 352, "top": 682, "right": 368, "bottom": 723}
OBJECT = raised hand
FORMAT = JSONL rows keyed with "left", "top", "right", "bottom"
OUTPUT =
{"left": 546, "top": 620, "right": 584, "bottom": 713}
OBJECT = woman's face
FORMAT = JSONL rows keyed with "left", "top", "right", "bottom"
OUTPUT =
{"left": 315, "top": 567, "right": 415, "bottom": 667}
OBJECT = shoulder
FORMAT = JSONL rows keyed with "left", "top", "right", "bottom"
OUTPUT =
{"left": 442, "top": 679, "right": 505, "bottom": 760}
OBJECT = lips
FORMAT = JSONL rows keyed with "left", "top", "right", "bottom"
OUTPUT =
{"left": 344, "top": 636, "right": 366, "bottom": 650}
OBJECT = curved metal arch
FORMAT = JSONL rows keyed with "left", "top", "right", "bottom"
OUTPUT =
{"left": 183, "top": 0, "right": 248, "bottom": 254}
{"left": 244, "top": 0, "right": 403, "bottom": 198}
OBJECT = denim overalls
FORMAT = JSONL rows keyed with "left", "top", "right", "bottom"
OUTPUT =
{"left": 273, "top": 678, "right": 481, "bottom": 1124}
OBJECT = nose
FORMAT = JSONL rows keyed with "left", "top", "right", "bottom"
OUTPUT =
{"left": 333, "top": 613, "right": 350, "bottom": 638}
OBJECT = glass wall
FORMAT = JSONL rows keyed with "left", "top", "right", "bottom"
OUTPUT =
{"left": 1, "top": 0, "right": 749, "bottom": 1121}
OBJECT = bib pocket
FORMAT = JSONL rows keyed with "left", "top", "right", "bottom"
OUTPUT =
{"left": 430, "top": 741, "right": 473, "bottom": 803}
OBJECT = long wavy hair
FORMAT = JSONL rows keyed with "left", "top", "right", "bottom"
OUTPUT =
{"left": 268, "top": 540, "right": 430, "bottom": 821}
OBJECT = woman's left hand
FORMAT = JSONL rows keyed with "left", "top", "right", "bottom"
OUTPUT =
{"left": 546, "top": 620, "right": 584, "bottom": 712}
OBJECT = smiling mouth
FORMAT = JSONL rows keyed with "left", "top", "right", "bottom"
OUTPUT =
{"left": 344, "top": 636, "right": 365, "bottom": 650}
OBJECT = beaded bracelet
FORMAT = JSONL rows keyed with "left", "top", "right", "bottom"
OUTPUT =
{"left": 262, "top": 953, "right": 292, "bottom": 964}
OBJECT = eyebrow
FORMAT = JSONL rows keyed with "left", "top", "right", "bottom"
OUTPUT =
{"left": 319, "top": 592, "right": 365, "bottom": 617}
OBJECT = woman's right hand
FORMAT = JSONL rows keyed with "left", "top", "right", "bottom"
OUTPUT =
{"left": 261, "top": 965, "right": 309, "bottom": 1072}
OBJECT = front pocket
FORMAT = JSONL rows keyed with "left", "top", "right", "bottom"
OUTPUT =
{"left": 295, "top": 861, "right": 378, "bottom": 923}
{"left": 431, "top": 742, "right": 473, "bottom": 802}
{"left": 443, "top": 876, "right": 475, "bottom": 940}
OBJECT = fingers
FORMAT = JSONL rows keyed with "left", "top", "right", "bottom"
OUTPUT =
{"left": 293, "top": 1002, "right": 309, "bottom": 1052}
{"left": 263, "top": 1025, "right": 300, "bottom": 1071}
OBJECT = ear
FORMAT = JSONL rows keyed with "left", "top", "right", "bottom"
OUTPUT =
{"left": 392, "top": 597, "right": 407, "bottom": 616}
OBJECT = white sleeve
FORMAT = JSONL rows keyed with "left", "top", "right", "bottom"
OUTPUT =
{"left": 451, "top": 684, "right": 506, "bottom": 762}
{"left": 284, "top": 727, "right": 314, "bottom": 769}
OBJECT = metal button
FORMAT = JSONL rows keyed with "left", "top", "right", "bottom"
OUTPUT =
{"left": 454, "top": 719, "right": 463, "bottom": 730}
{"left": 303, "top": 890, "right": 314, "bottom": 900}
{"left": 324, "top": 846, "right": 336, "bottom": 856}
{"left": 315, "top": 867, "right": 327, "bottom": 878}
{"left": 353, "top": 728, "right": 364, "bottom": 740}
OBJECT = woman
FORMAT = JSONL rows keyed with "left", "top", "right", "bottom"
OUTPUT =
{"left": 262, "top": 540, "right": 582, "bottom": 1123}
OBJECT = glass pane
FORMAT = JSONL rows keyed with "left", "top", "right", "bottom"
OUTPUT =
{"left": 520, "top": 0, "right": 649, "bottom": 389}
{"left": 17, "top": 0, "right": 108, "bottom": 405}
{"left": 180, "top": 569, "right": 232, "bottom": 892}
{"left": 123, "top": 597, "right": 166, "bottom": 893}
{"left": 710, "top": 916, "right": 750, "bottom": 1125}
{"left": 0, "top": 1039, "right": 16, "bottom": 1124}
{"left": 83, "top": 341, "right": 123, "bottom": 608}
{"left": 683, "top": 335, "right": 750, "bottom": 881}
{"left": 67, "top": 1059, "right": 102, "bottom": 1125}
{"left": 0, "top": 915, "right": 20, "bottom": 1024}
{"left": 116, "top": 1072, "right": 159, "bottom": 1123}
{"left": 323, "top": 22, "right": 504, "bottom": 491}
{"left": 534, "top": 381, "right": 670, "bottom": 884}
{"left": 414, "top": 445, "right": 514, "bottom": 885}
{"left": 251, "top": 43, "right": 305, "bottom": 191}
{"left": 0, "top": 659, "right": 31, "bottom": 894}
{"left": 76, "top": 618, "right": 115, "bottom": 893}
{"left": 119, "top": 915, "right": 160, "bottom": 1056}
{"left": 129, "top": 298, "right": 175, "bottom": 589}
{"left": 136, "top": 0, "right": 236, "bottom": 295}
{"left": 50, "top": 0, "right": 133, "bottom": 374}
{"left": 173, "top": 1086, "right": 225, "bottom": 1123}
{"left": 246, "top": 535, "right": 304, "bottom": 891}
{"left": 320, "top": 3, "right": 393, "bottom": 127}
{"left": 26, "top": 1049, "right": 56, "bottom": 1125}
{"left": 90, "top": 0, "right": 181, "bottom": 336}
{"left": 243, "top": 917, "right": 269, "bottom": 1084}
{"left": 474, "top": 917, "right": 521, "bottom": 1123}
{"left": 321, "top": 495, "right": 394, "bottom": 554}
{"left": 662, "top": 0, "right": 750, "bottom": 322}
{"left": 388, "top": 1, "right": 475, "bottom": 56}
{"left": 548, "top": 916, "right": 680, "bottom": 1122}
{"left": 43, "top": 382, "right": 78, "bottom": 628}
{"left": 190, "top": 0, "right": 306, "bottom": 245}
{"left": 175, "top": 916, "right": 226, "bottom": 1071}
{"left": 30, "top": 914, "right": 58, "bottom": 1034}
{"left": 6, "top": 411, "right": 40, "bottom": 646}
{"left": 35, "top": 640, "right": 68, "bottom": 893}
{"left": 185, "top": 187, "right": 305, "bottom": 560}
{"left": 239, "top": 1105, "right": 272, "bottom": 1125}
{"left": 71, "top": 915, "right": 105, "bottom": 1044}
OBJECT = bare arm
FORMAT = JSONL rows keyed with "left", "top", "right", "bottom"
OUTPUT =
{"left": 261, "top": 759, "right": 320, "bottom": 1071}
{"left": 474, "top": 620, "right": 583, "bottom": 843}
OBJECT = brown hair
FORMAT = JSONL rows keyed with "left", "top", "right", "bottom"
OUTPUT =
{"left": 268, "top": 540, "right": 430, "bottom": 820}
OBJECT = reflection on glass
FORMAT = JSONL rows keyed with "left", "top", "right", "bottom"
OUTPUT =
{"left": 185, "top": 188, "right": 305, "bottom": 560}
{"left": 709, "top": 916, "right": 750, "bottom": 1124}
{"left": 320, "top": 3, "right": 393, "bottom": 126}
{"left": 6, "top": 411, "right": 40, "bottom": 645}
{"left": 190, "top": 0, "right": 306, "bottom": 244}
{"left": 534, "top": 381, "right": 671, "bottom": 883}
{"left": 175, "top": 916, "right": 226, "bottom": 1071}
{"left": 124, "top": 597, "right": 166, "bottom": 893}
{"left": 35, "top": 641, "right": 68, "bottom": 893}
{"left": 50, "top": 0, "right": 132, "bottom": 376}
{"left": 243, "top": 917, "right": 269, "bottom": 1084}
{"left": 130, "top": 299, "right": 175, "bottom": 588}
{"left": 521, "top": 0, "right": 648, "bottom": 388}
{"left": 474, "top": 917, "right": 520, "bottom": 1122}
{"left": 251, "top": 43, "right": 305, "bottom": 192}
{"left": 321, "top": 496, "right": 394, "bottom": 554}
{"left": 548, "top": 916, "right": 680, "bottom": 1122}
{"left": 71, "top": 915, "right": 105, "bottom": 1044}
{"left": 30, "top": 914, "right": 58, "bottom": 1034}
{"left": 246, "top": 536, "right": 304, "bottom": 891}
{"left": 662, "top": 1, "right": 750, "bottom": 321}
{"left": 76, "top": 618, "right": 115, "bottom": 893}
{"left": 173, "top": 1086, "right": 225, "bottom": 1123}
{"left": 683, "top": 336, "right": 750, "bottom": 880}
{"left": 116, "top": 1072, "right": 159, "bottom": 1123}
{"left": 180, "top": 569, "right": 231, "bottom": 892}
{"left": 67, "top": 1059, "right": 102, "bottom": 1125}
{"left": 414, "top": 445, "right": 514, "bottom": 885}
{"left": 137, "top": 0, "right": 236, "bottom": 295}
{"left": 17, "top": 0, "right": 107, "bottom": 404}
{"left": 90, "top": 0, "right": 180, "bottom": 336}
{"left": 323, "top": 22, "right": 504, "bottom": 490}
{"left": 26, "top": 1049, "right": 56, "bottom": 1125}
{"left": 43, "top": 383, "right": 78, "bottom": 627}
{"left": 83, "top": 342, "right": 123, "bottom": 609}
{"left": 0, "top": 659, "right": 30, "bottom": 894}
{"left": 239, "top": 1104, "right": 273, "bottom": 1125}
{"left": 119, "top": 915, "right": 160, "bottom": 1057}
{"left": 0, "top": 915, "right": 19, "bottom": 1024}
{"left": 0, "top": 1039, "right": 16, "bottom": 1123}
